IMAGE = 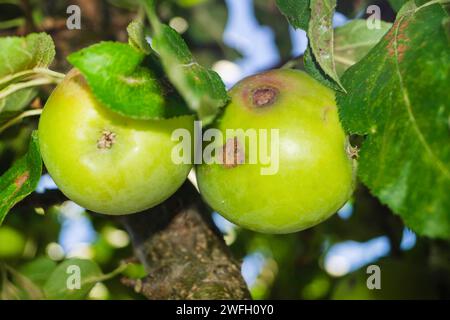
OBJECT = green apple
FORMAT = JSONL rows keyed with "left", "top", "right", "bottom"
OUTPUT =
{"left": 0, "top": 226, "right": 26, "bottom": 259}
{"left": 38, "top": 70, "right": 194, "bottom": 215}
{"left": 196, "top": 69, "right": 355, "bottom": 233}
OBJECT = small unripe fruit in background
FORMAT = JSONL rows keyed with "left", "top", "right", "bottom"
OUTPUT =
{"left": 0, "top": 226, "right": 26, "bottom": 259}
{"left": 38, "top": 70, "right": 194, "bottom": 215}
{"left": 196, "top": 69, "right": 355, "bottom": 234}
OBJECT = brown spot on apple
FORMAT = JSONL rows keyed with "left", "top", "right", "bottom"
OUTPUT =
{"left": 251, "top": 87, "right": 279, "bottom": 107}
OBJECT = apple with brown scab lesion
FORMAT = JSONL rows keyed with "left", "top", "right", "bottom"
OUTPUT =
{"left": 196, "top": 69, "right": 356, "bottom": 234}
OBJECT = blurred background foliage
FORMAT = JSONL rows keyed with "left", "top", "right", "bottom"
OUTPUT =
{"left": 0, "top": 0, "right": 449, "bottom": 300}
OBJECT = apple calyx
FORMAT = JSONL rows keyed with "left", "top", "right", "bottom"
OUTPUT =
{"left": 97, "top": 129, "right": 117, "bottom": 149}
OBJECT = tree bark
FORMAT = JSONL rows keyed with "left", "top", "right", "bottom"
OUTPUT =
{"left": 119, "top": 182, "right": 251, "bottom": 300}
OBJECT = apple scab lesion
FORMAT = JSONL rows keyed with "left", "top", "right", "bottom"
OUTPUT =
{"left": 97, "top": 129, "right": 117, "bottom": 149}
{"left": 251, "top": 86, "right": 279, "bottom": 108}
{"left": 15, "top": 171, "right": 30, "bottom": 189}
{"left": 218, "top": 137, "right": 245, "bottom": 168}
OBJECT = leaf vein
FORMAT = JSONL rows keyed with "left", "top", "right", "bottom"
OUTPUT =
{"left": 393, "top": 16, "right": 450, "bottom": 180}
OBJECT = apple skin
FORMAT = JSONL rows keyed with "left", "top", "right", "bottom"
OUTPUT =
{"left": 196, "top": 69, "right": 355, "bottom": 234}
{"left": 38, "top": 70, "right": 194, "bottom": 215}
{"left": 0, "top": 226, "right": 26, "bottom": 259}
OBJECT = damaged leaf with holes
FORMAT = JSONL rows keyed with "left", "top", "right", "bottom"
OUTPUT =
{"left": 337, "top": 2, "right": 450, "bottom": 238}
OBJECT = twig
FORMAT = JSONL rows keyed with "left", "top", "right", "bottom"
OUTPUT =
{"left": 0, "top": 68, "right": 65, "bottom": 87}
{"left": 0, "top": 77, "right": 60, "bottom": 101}
{"left": 120, "top": 182, "right": 251, "bottom": 300}
{"left": 0, "top": 109, "right": 42, "bottom": 134}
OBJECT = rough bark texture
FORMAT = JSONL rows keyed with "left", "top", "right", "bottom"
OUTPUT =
{"left": 120, "top": 182, "right": 251, "bottom": 300}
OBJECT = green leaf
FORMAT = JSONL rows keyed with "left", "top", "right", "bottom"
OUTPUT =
{"left": 43, "top": 259, "right": 102, "bottom": 300}
{"left": 0, "top": 88, "right": 37, "bottom": 113}
{"left": 4, "top": 265, "right": 45, "bottom": 300}
{"left": 68, "top": 41, "right": 190, "bottom": 120}
{"left": 127, "top": 20, "right": 152, "bottom": 54}
{"left": 307, "top": 0, "right": 345, "bottom": 91}
{"left": 121, "top": 262, "right": 147, "bottom": 279}
{"left": 334, "top": 19, "right": 392, "bottom": 76}
{"left": 0, "top": 109, "right": 42, "bottom": 134}
{"left": 0, "top": 131, "right": 42, "bottom": 225}
{"left": 0, "top": 33, "right": 55, "bottom": 79}
{"left": 444, "top": 16, "right": 450, "bottom": 41}
{"left": 304, "top": 46, "right": 341, "bottom": 91}
{"left": 19, "top": 257, "right": 57, "bottom": 287}
{"left": 176, "top": 0, "right": 209, "bottom": 7}
{"left": 397, "top": 0, "right": 420, "bottom": 16}
{"left": 389, "top": 0, "right": 410, "bottom": 11}
{"left": 336, "top": 3, "right": 450, "bottom": 238}
{"left": 0, "top": 33, "right": 54, "bottom": 113}
{"left": 0, "top": 110, "right": 22, "bottom": 128}
{"left": 276, "top": 0, "right": 310, "bottom": 30}
{"left": 151, "top": 24, "right": 229, "bottom": 124}
{"left": 418, "top": 0, "right": 441, "bottom": 4}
